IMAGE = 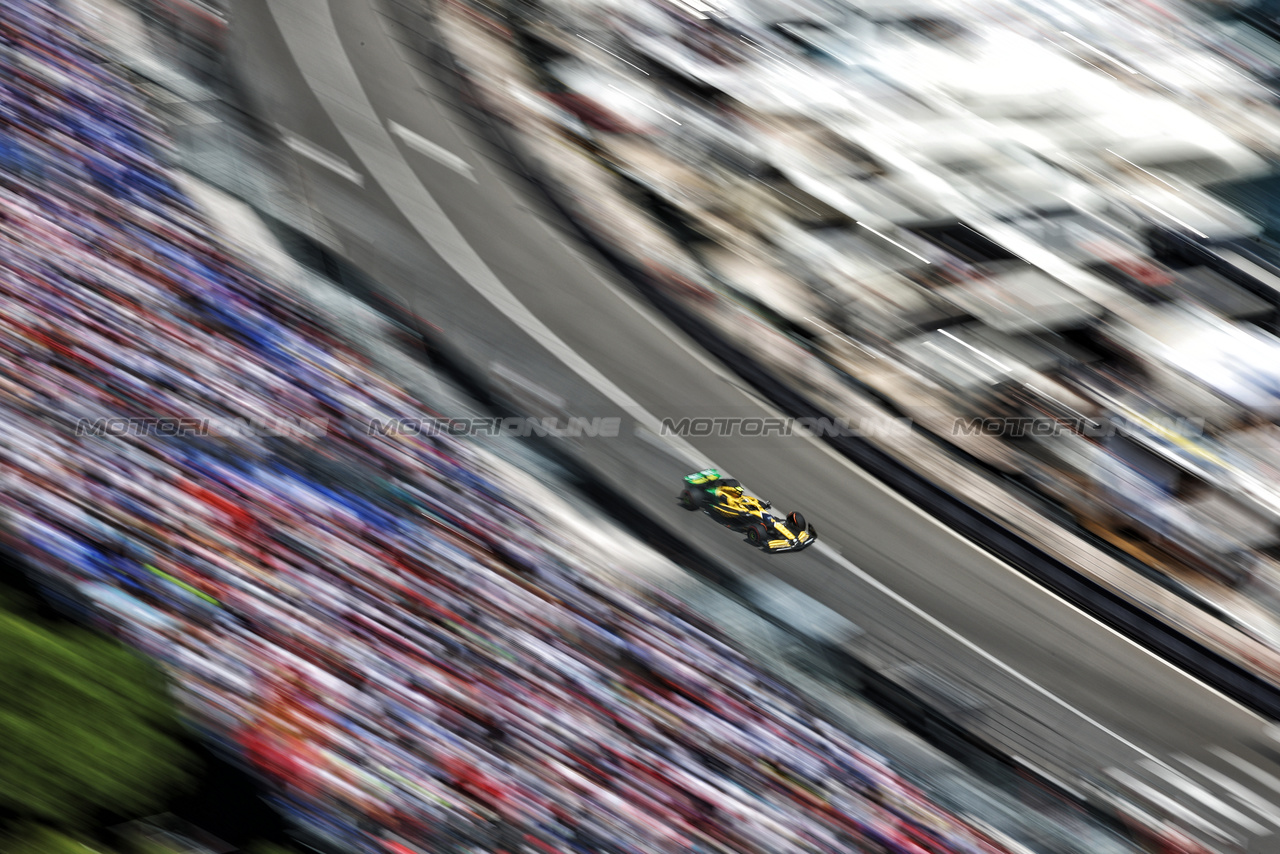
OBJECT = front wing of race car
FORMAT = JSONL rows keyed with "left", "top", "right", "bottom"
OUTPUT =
{"left": 764, "top": 524, "right": 818, "bottom": 553}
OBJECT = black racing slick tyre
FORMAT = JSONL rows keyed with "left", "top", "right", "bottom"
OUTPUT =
{"left": 746, "top": 522, "right": 768, "bottom": 547}
{"left": 786, "top": 512, "right": 806, "bottom": 532}
{"left": 679, "top": 490, "right": 698, "bottom": 510}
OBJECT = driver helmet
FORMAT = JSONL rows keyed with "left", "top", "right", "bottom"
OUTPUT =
{"left": 721, "top": 484, "right": 744, "bottom": 499}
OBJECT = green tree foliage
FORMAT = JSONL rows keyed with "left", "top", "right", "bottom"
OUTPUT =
{"left": 2, "top": 823, "right": 100, "bottom": 854}
{"left": 0, "top": 608, "right": 192, "bottom": 831}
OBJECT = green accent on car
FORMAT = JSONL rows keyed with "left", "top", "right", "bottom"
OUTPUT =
{"left": 684, "top": 468, "right": 720, "bottom": 486}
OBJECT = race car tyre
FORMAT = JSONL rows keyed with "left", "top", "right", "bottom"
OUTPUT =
{"left": 786, "top": 512, "right": 806, "bottom": 532}
{"left": 746, "top": 522, "right": 768, "bottom": 546}
{"left": 679, "top": 490, "right": 698, "bottom": 510}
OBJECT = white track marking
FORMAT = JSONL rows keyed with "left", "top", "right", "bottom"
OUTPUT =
{"left": 815, "top": 540, "right": 1161, "bottom": 765}
{"left": 1138, "top": 759, "right": 1268, "bottom": 835}
{"left": 1212, "top": 749, "right": 1280, "bottom": 797}
{"left": 1106, "top": 768, "right": 1239, "bottom": 844}
{"left": 388, "top": 120, "right": 476, "bottom": 180}
{"left": 278, "top": 128, "right": 364, "bottom": 184}
{"left": 1174, "top": 755, "right": 1280, "bottom": 829}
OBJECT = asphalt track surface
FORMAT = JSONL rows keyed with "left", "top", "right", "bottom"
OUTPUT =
{"left": 225, "top": 0, "right": 1280, "bottom": 847}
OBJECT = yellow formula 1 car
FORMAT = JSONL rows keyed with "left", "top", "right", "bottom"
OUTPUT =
{"left": 678, "top": 469, "right": 817, "bottom": 553}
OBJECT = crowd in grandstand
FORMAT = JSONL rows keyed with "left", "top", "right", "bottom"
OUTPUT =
{"left": 0, "top": 1, "right": 1218, "bottom": 853}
